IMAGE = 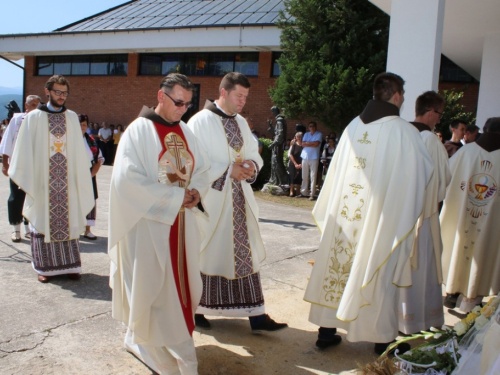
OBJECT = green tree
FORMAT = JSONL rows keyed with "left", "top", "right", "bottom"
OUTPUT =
{"left": 437, "top": 89, "right": 476, "bottom": 140}
{"left": 269, "top": 0, "right": 390, "bottom": 131}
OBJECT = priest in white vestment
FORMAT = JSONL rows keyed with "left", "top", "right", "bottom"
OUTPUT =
{"left": 187, "top": 72, "right": 288, "bottom": 332}
{"left": 304, "top": 73, "right": 433, "bottom": 354}
{"left": 109, "top": 74, "right": 210, "bottom": 375}
{"left": 398, "top": 91, "right": 451, "bottom": 334}
{"left": 0, "top": 95, "right": 41, "bottom": 242}
{"left": 441, "top": 117, "right": 500, "bottom": 313}
{"left": 9, "top": 76, "right": 94, "bottom": 283}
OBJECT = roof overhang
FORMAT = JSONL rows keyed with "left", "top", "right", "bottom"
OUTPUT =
{"left": 0, "top": 25, "right": 281, "bottom": 60}
{"left": 368, "top": 0, "right": 500, "bottom": 81}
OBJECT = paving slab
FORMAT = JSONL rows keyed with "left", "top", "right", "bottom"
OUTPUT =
{"left": 0, "top": 165, "right": 460, "bottom": 375}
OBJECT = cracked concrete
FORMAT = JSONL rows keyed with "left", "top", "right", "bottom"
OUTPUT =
{"left": 0, "top": 164, "right": 460, "bottom": 374}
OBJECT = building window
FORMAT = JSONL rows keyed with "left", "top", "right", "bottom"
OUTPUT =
{"left": 440, "top": 55, "right": 478, "bottom": 83}
{"left": 139, "top": 52, "right": 259, "bottom": 77}
{"left": 272, "top": 52, "right": 282, "bottom": 77}
{"left": 36, "top": 54, "right": 128, "bottom": 76}
{"left": 184, "top": 53, "right": 209, "bottom": 76}
{"left": 235, "top": 53, "right": 259, "bottom": 76}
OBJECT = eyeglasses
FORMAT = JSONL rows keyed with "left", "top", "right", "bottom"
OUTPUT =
{"left": 434, "top": 109, "right": 443, "bottom": 119}
{"left": 163, "top": 91, "right": 193, "bottom": 109}
{"left": 50, "top": 89, "right": 70, "bottom": 97}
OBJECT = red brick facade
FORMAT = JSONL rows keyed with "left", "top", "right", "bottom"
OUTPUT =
{"left": 23, "top": 53, "right": 478, "bottom": 140}
{"left": 23, "top": 52, "right": 333, "bottom": 139}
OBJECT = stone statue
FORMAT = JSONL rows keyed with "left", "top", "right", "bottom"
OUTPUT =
{"left": 5, "top": 100, "right": 21, "bottom": 120}
{"left": 267, "top": 106, "right": 288, "bottom": 186}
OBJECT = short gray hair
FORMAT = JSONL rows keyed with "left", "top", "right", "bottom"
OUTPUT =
{"left": 26, "top": 95, "right": 41, "bottom": 105}
{"left": 160, "top": 73, "right": 194, "bottom": 93}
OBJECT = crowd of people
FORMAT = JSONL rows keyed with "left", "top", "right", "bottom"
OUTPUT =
{"left": 1, "top": 71, "right": 499, "bottom": 374}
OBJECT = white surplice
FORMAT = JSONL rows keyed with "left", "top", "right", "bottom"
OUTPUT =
{"left": 304, "top": 114, "right": 433, "bottom": 343}
{"left": 0, "top": 112, "right": 24, "bottom": 158}
{"left": 398, "top": 129, "right": 451, "bottom": 333}
{"left": 441, "top": 141, "right": 500, "bottom": 307}
{"left": 108, "top": 114, "right": 210, "bottom": 371}
{"left": 9, "top": 108, "right": 94, "bottom": 241}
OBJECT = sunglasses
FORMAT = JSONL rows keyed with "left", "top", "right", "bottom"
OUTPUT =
{"left": 163, "top": 91, "right": 193, "bottom": 109}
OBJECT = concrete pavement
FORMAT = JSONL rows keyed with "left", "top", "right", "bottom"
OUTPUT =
{"left": 0, "top": 165, "right": 459, "bottom": 375}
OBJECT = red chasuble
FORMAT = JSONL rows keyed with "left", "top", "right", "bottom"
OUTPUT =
{"left": 153, "top": 121, "right": 196, "bottom": 335}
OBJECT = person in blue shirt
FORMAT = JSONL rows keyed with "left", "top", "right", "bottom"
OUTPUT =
{"left": 299, "top": 121, "right": 322, "bottom": 200}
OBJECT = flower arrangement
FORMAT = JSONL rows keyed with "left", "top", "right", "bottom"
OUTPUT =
{"left": 359, "top": 295, "right": 500, "bottom": 375}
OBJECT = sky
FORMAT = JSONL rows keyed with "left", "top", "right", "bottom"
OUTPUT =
{"left": 0, "top": 0, "right": 126, "bottom": 91}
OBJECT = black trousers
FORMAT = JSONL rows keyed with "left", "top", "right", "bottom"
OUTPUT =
{"left": 8, "top": 179, "right": 28, "bottom": 226}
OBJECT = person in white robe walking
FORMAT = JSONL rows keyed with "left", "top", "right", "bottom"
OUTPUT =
{"left": 109, "top": 73, "right": 210, "bottom": 375}
{"left": 441, "top": 117, "right": 500, "bottom": 313}
{"left": 187, "top": 72, "right": 288, "bottom": 333}
{"left": 304, "top": 73, "right": 433, "bottom": 354}
{"left": 398, "top": 91, "right": 451, "bottom": 334}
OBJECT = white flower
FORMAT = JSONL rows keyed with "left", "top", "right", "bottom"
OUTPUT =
{"left": 430, "top": 327, "right": 440, "bottom": 332}
{"left": 433, "top": 333, "right": 442, "bottom": 339}
{"left": 474, "top": 315, "right": 489, "bottom": 329}
{"left": 472, "top": 305, "right": 482, "bottom": 315}
{"left": 454, "top": 321, "right": 468, "bottom": 336}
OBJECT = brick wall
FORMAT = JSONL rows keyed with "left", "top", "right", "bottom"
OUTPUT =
{"left": 438, "top": 82, "right": 479, "bottom": 114}
{"left": 24, "top": 52, "right": 330, "bottom": 140}
{"left": 24, "top": 54, "right": 476, "bottom": 140}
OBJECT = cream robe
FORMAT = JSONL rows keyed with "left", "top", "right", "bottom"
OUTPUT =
{"left": 108, "top": 117, "right": 210, "bottom": 347}
{"left": 186, "top": 109, "right": 264, "bottom": 279}
{"left": 398, "top": 130, "right": 451, "bottom": 333}
{"left": 9, "top": 108, "right": 94, "bottom": 241}
{"left": 441, "top": 143, "right": 500, "bottom": 299}
{"left": 304, "top": 115, "right": 433, "bottom": 343}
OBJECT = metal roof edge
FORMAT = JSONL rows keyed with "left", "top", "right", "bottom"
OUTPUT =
{"left": 0, "top": 23, "right": 278, "bottom": 38}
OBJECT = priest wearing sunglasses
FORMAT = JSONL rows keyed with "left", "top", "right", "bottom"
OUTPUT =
{"left": 108, "top": 73, "right": 210, "bottom": 374}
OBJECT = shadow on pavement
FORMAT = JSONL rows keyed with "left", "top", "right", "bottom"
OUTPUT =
{"left": 195, "top": 318, "right": 344, "bottom": 375}
{"left": 259, "top": 218, "right": 316, "bottom": 230}
{"left": 79, "top": 236, "right": 108, "bottom": 254}
{"left": 49, "top": 273, "right": 112, "bottom": 302}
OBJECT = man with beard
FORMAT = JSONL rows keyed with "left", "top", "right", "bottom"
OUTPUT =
{"left": 1, "top": 94, "right": 41, "bottom": 242}
{"left": 187, "top": 72, "right": 287, "bottom": 333}
{"left": 109, "top": 73, "right": 210, "bottom": 374}
{"left": 9, "top": 75, "right": 94, "bottom": 283}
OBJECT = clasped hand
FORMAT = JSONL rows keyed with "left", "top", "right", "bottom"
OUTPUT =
{"left": 230, "top": 161, "right": 255, "bottom": 181}
{"left": 182, "top": 189, "right": 200, "bottom": 209}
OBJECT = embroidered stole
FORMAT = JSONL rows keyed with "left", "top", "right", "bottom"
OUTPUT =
{"left": 48, "top": 113, "right": 70, "bottom": 242}
{"left": 221, "top": 117, "right": 254, "bottom": 278}
{"left": 154, "top": 122, "right": 195, "bottom": 335}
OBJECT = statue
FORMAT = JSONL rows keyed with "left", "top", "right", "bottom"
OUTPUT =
{"left": 266, "top": 106, "right": 288, "bottom": 186}
{"left": 5, "top": 100, "right": 21, "bottom": 120}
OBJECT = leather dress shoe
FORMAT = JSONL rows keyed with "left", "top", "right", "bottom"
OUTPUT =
{"left": 251, "top": 314, "right": 288, "bottom": 333}
{"left": 37, "top": 275, "right": 50, "bottom": 283}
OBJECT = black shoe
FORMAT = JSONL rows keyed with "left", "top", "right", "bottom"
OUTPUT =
{"left": 194, "top": 314, "right": 211, "bottom": 329}
{"left": 315, "top": 335, "right": 342, "bottom": 349}
{"left": 444, "top": 293, "right": 459, "bottom": 309}
{"left": 374, "top": 341, "right": 410, "bottom": 356}
{"left": 251, "top": 314, "right": 288, "bottom": 333}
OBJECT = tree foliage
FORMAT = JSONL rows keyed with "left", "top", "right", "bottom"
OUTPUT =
{"left": 436, "top": 89, "right": 477, "bottom": 140}
{"left": 269, "top": 0, "right": 390, "bottom": 130}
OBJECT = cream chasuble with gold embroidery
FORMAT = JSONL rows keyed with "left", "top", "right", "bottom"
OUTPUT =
{"left": 441, "top": 137, "right": 500, "bottom": 300}
{"left": 304, "top": 110, "right": 433, "bottom": 343}
{"left": 9, "top": 107, "right": 94, "bottom": 242}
